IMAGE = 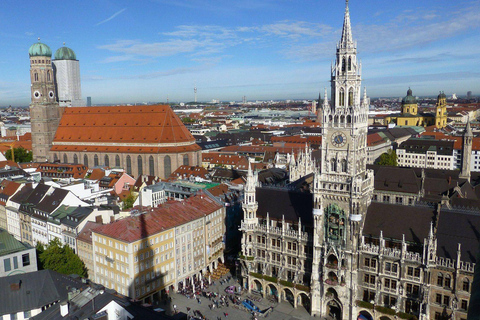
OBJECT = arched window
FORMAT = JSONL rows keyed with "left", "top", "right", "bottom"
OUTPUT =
{"left": 63, "top": 154, "right": 68, "bottom": 163}
{"left": 94, "top": 154, "right": 99, "bottom": 167}
{"left": 340, "top": 115, "right": 345, "bottom": 123}
{"left": 138, "top": 155, "right": 143, "bottom": 176}
{"left": 34, "top": 73, "right": 38, "bottom": 81}
{"left": 73, "top": 154, "right": 78, "bottom": 164}
{"left": 183, "top": 154, "right": 189, "bottom": 166}
{"left": 339, "top": 88, "right": 345, "bottom": 107}
{"left": 348, "top": 88, "right": 354, "bottom": 107}
{"left": 149, "top": 156, "right": 155, "bottom": 176}
{"left": 463, "top": 278, "right": 470, "bottom": 292}
{"left": 341, "top": 159, "right": 347, "bottom": 172}
{"left": 84, "top": 155, "right": 89, "bottom": 167}
{"left": 348, "top": 57, "right": 352, "bottom": 71}
{"left": 444, "top": 274, "right": 451, "bottom": 288}
{"left": 54, "top": 154, "right": 58, "bottom": 162}
{"left": 347, "top": 115, "right": 352, "bottom": 123}
{"left": 47, "top": 71, "right": 51, "bottom": 82}
{"left": 342, "top": 58, "right": 346, "bottom": 72}
{"left": 164, "top": 155, "right": 171, "bottom": 177}
{"left": 104, "top": 155, "right": 109, "bottom": 167}
{"left": 437, "top": 273, "right": 444, "bottom": 287}
{"left": 330, "top": 159, "right": 337, "bottom": 172}
{"left": 126, "top": 156, "right": 132, "bottom": 175}
{"left": 115, "top": 155, "right": 120, "bottom": 167}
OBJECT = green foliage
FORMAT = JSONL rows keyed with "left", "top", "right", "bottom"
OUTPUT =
{"left": 35, "top": 242, "right": 45, "bottom": 269}
{"left": 356, "top": 300, "right": 374, "bottom": 309}
{"left": 375, "top": 305, "right": 396, "bottom": 316}
{"left": 396, "top": 312, "right": 418, "bottom": 320}
{"left": 181, "top": 117, "right": 195, "bottom": 123}
{"left": 376, "top": 149, "right": 398, "bottom": 166}
{"left": 122, "top": 194, "right": 136, "bottom": 209}
{"left": 5, "top": 147, "right": 33, "bottom": 163}
{"left": 38, "top": 238, "right": 87, "bottom": 277}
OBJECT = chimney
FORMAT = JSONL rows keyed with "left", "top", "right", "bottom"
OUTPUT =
{"left": 110, "top": 216, "right": 115, "bottom": 223}
{"left": 95, "top": 216, "right": 102, "bottom": 224}
{"left": 60, "top": 301, "right": 69, "bottom": 317}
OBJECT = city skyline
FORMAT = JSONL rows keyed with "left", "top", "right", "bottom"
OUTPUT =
{"left": 1, "top": 0, "right": 479, "bottom": 106}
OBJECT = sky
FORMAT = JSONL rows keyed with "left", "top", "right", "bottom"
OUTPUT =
{"left": 1, "top": 0, "right": 479, "bottom": 106}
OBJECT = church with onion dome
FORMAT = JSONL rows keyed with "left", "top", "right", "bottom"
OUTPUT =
{"left": 27, "top": 40, "right": 202, "bottom": 176}
{"left": 384, "top": 88, "right": 448, "bottom": 128}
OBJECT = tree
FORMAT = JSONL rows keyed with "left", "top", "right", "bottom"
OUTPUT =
{"left": 376, "top": 149, "right": 398, "bottom": 166}
{"left": 122, "top": 193, "right": 136, "bottom": 209}
{"left": 38, "top": 238, "right": 87, "bottom": 277}
{"left": 5, "top": 147, "right": 33, "bottom": 163}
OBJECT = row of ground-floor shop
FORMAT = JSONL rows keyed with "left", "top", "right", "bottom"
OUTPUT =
{"left": 138, "top": 256, "right": 225, "bottom": 305}
{"left": 243, "top": 276, "right": 404, "bottom": 320}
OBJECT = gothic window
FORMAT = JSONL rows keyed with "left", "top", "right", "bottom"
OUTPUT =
{"left": 340, "top": 115, "right": 345, "bottom": 123}
{"left": 47, "top": 71, "right": 51, "bottom": 82}
{"left": 325, "top": 204, "right": 346, "bottom": 242}
{"left": 138, "top": 155, "right": 143, "bottom": 176}
{"left": 347, "top": 115, "right": 352, "bottom": 123}
{"left": 183, "top": 154, "right": 189, "bottom": 166}
{"left": 149, "top": 156, "right": 155, "bottom": 176}
{"left": 164, "top": 155, "right": 171, "bottom": 177}
{"left": 126, "top": 156, "right": 132, "bottom": 175}
{"left": 348, "top": 57, "right": 352, "bottom": 71}
{"left": 115, "top": 155, "right": 120, "bottom": 167}
{"left": 339, "top": 89, "right": 345, "bottom": 107}
{"left": 104, "top": 155, "right": 109, "bottom": 167}
{"left": 84, "top": 155, "right": 89, "bottom": 167}
{"left": 437, "top": 273, "right": 444, "bottom": 287}
{"left": 463, "top": 278, "right": 470, "bottom": 292}
{"left": 330, "top": 159, "right": 337, "bottom": 172}
{"left": 73, "top": 154, "right": 78, "bottom": 164}
{"left": 342, "top": 58, "right": 346, "bottom": 72}
{"left": 94, "top": 154, "right": 99, "bottom": 167}
{"left": 341, "top": 159, "right": 347, "bottom": 172}
{"left": 34, "top": 73, "right": 38, "bottom": 82}
{"left": 348, "top": 88, "right": 354, "bottom": 107}
{"left": 63, "top": 154, "right": 68, "bottom": 163}
{"left": 329, "top": 115, "right": 333, "bottom": 122}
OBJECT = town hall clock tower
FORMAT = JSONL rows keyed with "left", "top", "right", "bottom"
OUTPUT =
{"left": 310, "top": 1, "right": 374, "bottom": 317}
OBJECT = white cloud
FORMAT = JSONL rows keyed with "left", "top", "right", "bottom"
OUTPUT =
{"left": 96, "top": 8, "right": 127, "bottom": 26}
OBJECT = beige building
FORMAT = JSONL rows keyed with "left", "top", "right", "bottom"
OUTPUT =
{"left": 92, "top": 193, "right": 225, "bottom": 303}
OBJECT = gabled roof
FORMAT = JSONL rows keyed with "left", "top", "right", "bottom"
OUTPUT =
{"left": 256, "top": 187, "right": 313, "bottom": 225}
{"left": 368, "top": 165, "right": 421, "bottom": 194}
{"left": 0, "top": 228, "right": 32, "bottom": 257}
{"left": 77, "top": 221, "right": 103, "bottom": 244}
{"left": 364, "top": 202, "right": 435, "bottom": 243}
{"left": 0, "top": 270, "right": 87, "bottom": 315}
{"left": 35, "top": 188, "right": 70, "bottom": 214}
{"left": 52, "top": 105, "right": 200, "bottom": 154}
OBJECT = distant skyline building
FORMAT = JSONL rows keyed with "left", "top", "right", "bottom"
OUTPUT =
{"left": 194, "top": 84, "right": 197, "bottom": 103}
{"left": 52, "top": 44, "right": 84, "bottom": 107}
{"left": 86, "top": 96, "right": 91, "bottom": 106}
{"left": 468, "top": 91, "right": 473, "bottom": 98}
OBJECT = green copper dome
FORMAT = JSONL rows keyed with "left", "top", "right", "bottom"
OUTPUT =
{"left": 28, "top": 40, "right": 52, "bottom": 57}
{"left": 54, "top": 45, "right": 76, "bottom": 60}
{"left": 402, "top": 88, "right": 417, "bottom": 104}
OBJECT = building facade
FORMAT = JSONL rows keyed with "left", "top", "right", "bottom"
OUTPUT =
{"left": 52, "top": 45, "right": 84, "bottom": 107}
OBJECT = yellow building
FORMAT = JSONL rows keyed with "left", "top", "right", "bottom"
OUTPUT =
{"left": 385, "top": 89, "right": 448, "bottom": 129}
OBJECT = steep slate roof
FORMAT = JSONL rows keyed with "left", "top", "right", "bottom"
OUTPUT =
{"left": 368, "top": 165, "right": 421, "bottom": 194}
{"left": 256, "top": 187, "right": 313, "bottom": 224}
{"left": 436, "top": 209, "right": 480, "bottom": 263}
{"left": 0, "top": 270, "right": 87, "bottom": 316}
{"left": 399, "top": 138, "right": 455, "bottom": 156}
{"left": 52, "top": 105, "right": 200, "bottom": 154}
{"left": 35, "top": 188, "right": 69, "bottom": 214}
{"left": 94, "top": 193, "right": 223, "bottom": 243}
{"left": 364, "top": 202, "right": 435, "bottom": 243}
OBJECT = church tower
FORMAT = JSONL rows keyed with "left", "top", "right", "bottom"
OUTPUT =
{"left": 29, "top": 40, "right": 61, "bottom": 162}
{"left": 435, "top": 91, "right": 447, "bottom": 128}
{"left": 460, "top": 119, "right": 473, "bottom": 182}
{"left": 310, "top": 1, "right": 374, "bottom": 317}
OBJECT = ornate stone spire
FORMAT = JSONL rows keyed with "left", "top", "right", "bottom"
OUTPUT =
{"left": 340, "top": 0, "right": 354, "bottom": 49}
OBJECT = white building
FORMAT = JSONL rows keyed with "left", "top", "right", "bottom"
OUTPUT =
{"left": 52, "top": 45, "right": 84, "bottom": 107}
{"left": 397, "top": 139, "right": 456, "bottom": 170}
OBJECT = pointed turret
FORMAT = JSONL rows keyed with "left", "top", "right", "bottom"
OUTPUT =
{"left": 340, "top": 0, "right": 354, "bottom": 49}
{"left": 322, "top": 87, "right": 329, "bottom": 108}
{"left": 460, "top": 117, "right": 473, "bottom": 182}
{"left": 362, "top": 87, "right": 368, "bottom": 107}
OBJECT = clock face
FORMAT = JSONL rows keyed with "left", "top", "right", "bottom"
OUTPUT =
{"left": 331, "top": 132, "right": 347, "bottom": 147}
{"left": 34, "top": 91, "right": 40, "bottom": 99}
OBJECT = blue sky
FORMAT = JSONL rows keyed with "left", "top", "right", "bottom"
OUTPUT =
{"left": 1, "top": 0, "right": 479, "bottom": 106}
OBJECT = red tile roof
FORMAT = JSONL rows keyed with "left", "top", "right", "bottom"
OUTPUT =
{"left": 170, "top": 165, "right": 209, "bottom": 179}
{"left": 52, "top": 105, "right": 201, "bottom": 154}
{"left": 94, "top": 192, "right": 223, "bottom": 243}
{"left": 77, "top": 221, "right": 103, "bottom": 244}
